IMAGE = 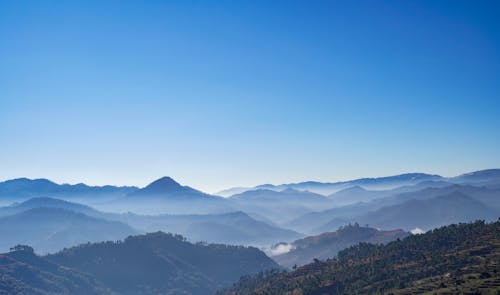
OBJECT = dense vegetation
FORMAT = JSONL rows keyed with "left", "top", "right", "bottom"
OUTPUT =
{"left": 0, "top": 246, "right": 113, "bottom": 295}
{"left": 47, "top": 232, "right": 278, "bottom": 295}
{"left": 0, "top": 232, "right": 278, "bottom": 295}
{"left": 273, "top": 223, "right": 409, "bottom": 268}
{"left": 220, "top": 220, "right": 500, "bottom": 294}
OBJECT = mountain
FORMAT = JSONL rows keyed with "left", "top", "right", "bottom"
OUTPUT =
{"left": 47, "top": 232, "right": 279, "bottom": 295}
{"left": 217, "top": 186, "right": 251, "bottom": 198}
{"left": 326, "top": 180, "right": 452, "bottom": 206}
{"left": 219, "top": 220, "right": 500, "bottom": 295}
{"left": 0, "top": 197, "right": 298, "bottom": 247}
{"left": 126, "top": 176, "right": 214, "bottom": 200}
{"left": 315, "top": 191, "right": 499, "bottom": 233}
{"left": 231, "top": 188, "right": 330, "bottom": 204}
{"left": 353, "top": 192, "right": 499, "bottom": 231}
{"left": 450, "top": 168, "right": 500, "bottom": 186}
{"left": 327, "top": 185, "right": 388, "bottom": 206}
{"left": 0, "top": 207, "right": 137, "bottom": 254}
{"left": 218, "top": 169, "right": 499, "bottom": 198}
{"left": 0, "top": 197, "right": 102, "bottom": 218}
{"left": 373, "top": 184, "right": 500, "bottom": 217}
{"left": 285, "top": 200, "right": 377, "bottom": 234}
{"left": 287, "top": 182, "right": 500, "bottom": 234}
{"left": 119, "top": 177, "right": 233, "bottom": 214}
{"left": 0, "top": 178, "right": 137, "bottom": 203}
{"left": 229, "top": 188, "right": 335, "bottom": 225}
{"left": 271, "top": 224, "right": 409, "bottom": 268}
{"left": 221, "top": 173, "right": 444, "bottom": 196}
{"left": 0, "top": 246, "right": 113, "bottom": 295}
{"left": 119, "top": 211, "right": 301, "bottom": 246}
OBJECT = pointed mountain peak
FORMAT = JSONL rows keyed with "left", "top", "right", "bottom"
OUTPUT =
{"left": 135, "top": 176, "right": 185, "bottom": 195}
{"left": 128, "top": 176, "right": 214, "bottom": 200}
{"left": 145, "top": 176, "right": 182, "bottom": 190}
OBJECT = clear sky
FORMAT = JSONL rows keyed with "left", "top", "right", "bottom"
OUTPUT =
{"left": 1, "top": 1, "right": 499, "bottom": 193}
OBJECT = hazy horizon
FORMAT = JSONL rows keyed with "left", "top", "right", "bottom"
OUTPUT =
{"left": 0, "top": 167, "right": 497, "bottom": 195}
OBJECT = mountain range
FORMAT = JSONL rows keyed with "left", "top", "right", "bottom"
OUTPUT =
{"left": 0, "top": 168, "right": 498, "bottom": 252}
{"left": 0, "top": 178, "right": 136, "bottom": 204}
{"left": 0, "top": 169, "right": 498, "bottom": 294}
{"left": 286, "top": 181, "right": 500, "bottom": 235}
{"left": 0, "top": 207, "right": 137, "bottom": 254}
{"left": 217, "top": 172, "right": 445, "bottom": 196}
{"left": 0, "top": 197, "right": 301, "bottom": 253}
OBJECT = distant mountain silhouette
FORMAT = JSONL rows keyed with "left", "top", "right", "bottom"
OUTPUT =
{"left": 216, "top": 186, "right": 252, "bottom": 198}
{"left": 272, "top": 224, "right": 409, "bottom": 268}
{"left": 450, "top": 169, "right": 500, "bottom": 187}
{"left": 120, "top": 211, "right": 302, "bottom": 246}
{"left": 232, "top": 188, "right": 329, "bottom": 203}
{"left": 328, "top": 185, "right": 387, "bottom": 205}
{"left": 125, "top": 176, "right": 220, "bottom": 201}
{"left": 371, "top": 183, "right": 500, "bottom": 213}
{"left": 0, "top": 197, "right": 299, "bottom": 248}
{"left": 0, "top": 207, "right": 137, "bottom": 253}
{"left": 221, "top": 172, "right": 444, "bottom": 196}
{"left": 355, "top": 191, "right": 499, "bottom": 231}
{"left": 287, "top": 180, "right": 500, "bottom": 234}
{"left": 0, "top": 178, "right": 137, "bottom": 202}
{"left": 0, "top": 197, "right": 101, "bottom": 217}
{"left": 117, "top": 177, "right": 234, "bottom": 214}
{"left": 47, "top": 232, "right": 279, "bottom": 295}
{"left": 229, "top": 189, "right": 335, "bottom": 224}
{"left": 130, "top": 176, "right": 198, "bottom": 196}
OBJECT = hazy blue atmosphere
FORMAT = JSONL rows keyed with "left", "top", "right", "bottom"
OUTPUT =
{"left": 1, "top": 0, "right": 499, "bottom": 192}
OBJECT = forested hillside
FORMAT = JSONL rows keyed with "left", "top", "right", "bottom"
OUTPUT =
{"left": 272, "top": 224, "right": 408, "bottom": 268}
{"left": 47, "top": 232, "right": 278, "bottom": 295}
{"left": 0, "top": 246, "right": 114, "bottom": 295}
{"left": 220, "top": 220, "right": 500, "bottom": 295}
{"left": 0, "top": 232, "right": 279, "bottom": 295}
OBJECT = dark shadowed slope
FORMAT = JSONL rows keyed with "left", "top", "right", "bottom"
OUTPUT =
{"left": 272, "top": 224, "right": 409, "bottom": 268}
{"left": 219, "top": 220, "right": 500, "bottom": 295}
{"left": 0, "top": 246, "right": 113, "bottom": 295}
{"left": 47, "top": 232, "right": 279, "bottom": 295}
{"left": 0, "top": 208, "right": 137, "bottom": 254}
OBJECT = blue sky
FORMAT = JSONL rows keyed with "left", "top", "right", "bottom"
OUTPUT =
{"left": 1, "top": 1, "right": 499, "bottom": 192}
